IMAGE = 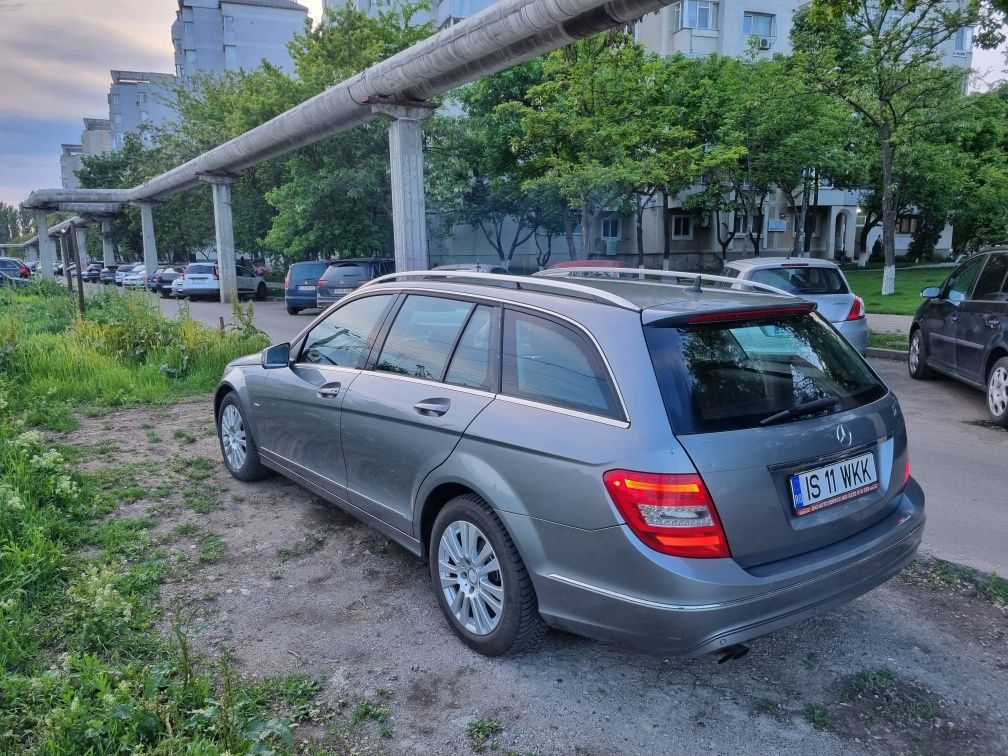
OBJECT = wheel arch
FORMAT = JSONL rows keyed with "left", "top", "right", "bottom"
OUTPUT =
{"left": 986, "top": 345, "right": 1008, "bottom": 382}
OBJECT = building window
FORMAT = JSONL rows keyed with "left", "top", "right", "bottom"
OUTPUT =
{"left": 183, "top": 20, "right": 194, "bottom": 35}
{"left": 139, "top": 93, "right": 147, "bottom": 103}
{"left": 115, "top": 134, "right": 124, "bottom": 148}
{"left": 113, "top": 113, "right": 123, "bottom": 124}
{"left": 896, "top": 216, "right": 918, "bottom": 234}
{"left": 223, "top": 14, "right": 235, "bottom": 32}
{"left": 743, "top": 12, "right": 774, "bottom": 37}
{"left": 953, "top": 26, "right": 972, "bottom": 55}
{"left": 110, "top": 93, "right": 120, "bottom": 105}
{"left": 139, "top": 111, "right": 149, "bottom": 122}
{"left": 733, "top": 213, "right": 752, "bottom": 234}
{"left": 185, "top": 49, "right": 197, "bottom": 65}
{"left": 670, "top": 214, "right": 692, "bottom": 239}
{"left": 176, "top": 64, "right": 185, "bottom": 78}
{"left": 224, "top": 45, "right": 237, "bottom": 69}
{"left": 671, "top": 0, "right": 718, "bottom": 31}
{"left": 601, "top": 218, "right": 620, "bottom": 239}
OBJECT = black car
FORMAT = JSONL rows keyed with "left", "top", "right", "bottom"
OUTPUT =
{"left": 99, "top": 265, "right": 119, "bottom": 285}
{"left": 0, "top": 257, "right": 30, "bottom": 278}
{"left": 910, "top": 249, "right": 1008, "bottom": 425}
{"left": 155, "top": 266, "right": 184, "bottom": 297}
{"left": 84, "top": 263, "right": 103, "bottom": 282}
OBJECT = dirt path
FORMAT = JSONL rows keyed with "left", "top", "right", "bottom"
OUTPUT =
{"left": 64, "top": 399, "right": 1008, "bottom": 755}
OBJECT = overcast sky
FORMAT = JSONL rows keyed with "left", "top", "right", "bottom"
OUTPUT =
{"left": 0, "top": 1, "right": 1003, "bottom": 207}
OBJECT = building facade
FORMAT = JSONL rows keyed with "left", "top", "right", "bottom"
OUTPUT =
{"left": 326, "top": 0, "right": 495, "bottom": 30}
{"left": 107, "top": 71, "right": 179, "bottom": 150}
{"left": 59, "top": 119, "right": 115, "bottom": 190}
{"left": 59, "top": 145, "right": 84, "bottom": 191}
{"left": 172, "top": 0, "right": 309, "bottom": 78}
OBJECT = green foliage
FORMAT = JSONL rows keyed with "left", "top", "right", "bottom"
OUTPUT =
{"left": 466, "top": 717, "right": 503, "bottom": 751}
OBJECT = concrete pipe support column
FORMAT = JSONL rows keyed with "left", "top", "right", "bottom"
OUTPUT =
{"left": 135, "top": 202, "right": 159, "bottom": 279}
{"left": 201, "top": 174, "right": 238, "bottom": 304}
{"left": 101, "top": 219, "right": 116, "bottom": 266}
{"left": 34, "top": 209, "right": 56, "bottom": 278}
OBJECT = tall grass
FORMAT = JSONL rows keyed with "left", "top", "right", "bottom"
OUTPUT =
{"left": 0, "top": 286, "right": 267, "bottom": 429}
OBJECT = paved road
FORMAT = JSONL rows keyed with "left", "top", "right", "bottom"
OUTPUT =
{"left": 156, "top": 293, "right": 1007, "bottom": 575}
{"left": 866, "top": 312, "right": 914, "bottom": 334}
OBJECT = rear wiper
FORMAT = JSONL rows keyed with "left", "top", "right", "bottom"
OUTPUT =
{"left": 759, "top": 396, "right": 840, "bottom": 426}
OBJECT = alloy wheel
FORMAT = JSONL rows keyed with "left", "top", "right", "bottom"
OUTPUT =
{"left": 437, "top": 520, "right": 504, "bottom": 636}
{"left": 220, "top": 404, "right": 247, "bottom": 470}
{"left": 989, "top": 366, "right": 1008, "bottom": 418}
{"left": 909, "top": 334, "right": 921, "bottom": 373}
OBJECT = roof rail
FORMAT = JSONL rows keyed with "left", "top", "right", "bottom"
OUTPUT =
{"left": 532, "top": 267, "right": 795, "bottom": 298}
{"left": 364, "top": 270, "right": 641, "bottom": 310}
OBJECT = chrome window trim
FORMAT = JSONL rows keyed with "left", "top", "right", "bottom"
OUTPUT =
{"left": 495, "top": 395, "right": 630, "bottom": 428}
{"left": 357, "top": 369, "right": 497, "bottom": 399}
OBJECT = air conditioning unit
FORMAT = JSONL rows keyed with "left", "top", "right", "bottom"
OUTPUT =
{"left": 758, "top": 37, "right": 773, "bottom": 50}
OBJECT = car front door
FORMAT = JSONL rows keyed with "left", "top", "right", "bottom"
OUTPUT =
{"left": 926, "top": 255, "right": 986, "bottom": 373}
{"left": 956, "top": 253, "right": 1008, "bottom": 385}
{"left": 235, "top": 266, "right": 253, "bottom": 296}
{"left": 339, "top": 295, "right": 498, "bottom": 534}
{"left": 249, "top": 293, "right": 397, "bottom": 503}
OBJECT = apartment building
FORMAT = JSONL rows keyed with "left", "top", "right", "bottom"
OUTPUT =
{"left": 107, "top": 71, "right": 179, "bottom": 150}
{"left": 172, "top": 0, "right": 309, "bottom": 78}
{"left": 59, "top": 119, "right": 114, "bottom": 190}
{"left": 326, "top": 0, "right": 495, "bottom": 30}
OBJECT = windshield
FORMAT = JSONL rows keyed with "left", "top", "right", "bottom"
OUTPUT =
{"left": 645, "top": 313, "right": 886, "bottom": 434}
{"left": 750, "top": 266, "right": 849, "bottom": 295}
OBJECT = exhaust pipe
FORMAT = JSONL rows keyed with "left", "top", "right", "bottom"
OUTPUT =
{"left": 716, "top": 644, "right": 750, "bottom": 664}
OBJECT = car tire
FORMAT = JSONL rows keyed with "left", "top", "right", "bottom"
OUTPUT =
{"left": 160, "top": 290, "right": 171, "bottom": 299}
{"left": 986, "top": 357, "right": 1008, "bottom": 426}
{"left": 255, "top": 283, "right": 267, "bottom": 301}
{"left": 429, "top": 494, "right": 547, "bottom": 656}
{"left": 286, "top": 306, "right": 300, "bottom": 316}
{"left": 908, "top": 329, "right": 933, "bottom": 380}
{"left": 217, "top": 393, "right": 271, "bottom": 482}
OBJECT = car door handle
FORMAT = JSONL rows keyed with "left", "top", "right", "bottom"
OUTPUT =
{"left": 414, "top": 398, "right": 450, "bottom": 417}
{"left": 317, "top": 382, "right": 341, "bottom": 399}
{"left": 950, "top": 313, "right": 959, "bottom": 322}
{"left": 983, "top": 314, "right": 1000, "bottom": 329}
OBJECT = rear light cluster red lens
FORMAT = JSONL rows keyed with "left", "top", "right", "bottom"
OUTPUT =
{"left": 356, "top": 279, "right": 372, "bottom": 288}
{"left": 904, "top": 459, "right": 911, "bottom": 484}
{"left": 845, "top": 295, "right": 866, "bottom": 321}
{"left": 284, "top": 269, "right": 290, "bottom": 290}
{"left": 603, "top": 470, "right": 730, "bottom": 558}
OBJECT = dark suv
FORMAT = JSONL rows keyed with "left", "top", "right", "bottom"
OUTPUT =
{"left": 909, "top": 249, "right": 1008, "bottom": 425}
{"left": 215, "top": 268, "right": 924, "bottom": 657}
{"left": 316, "top": 258, "right": 395, "bottom": 308}
{"left": 284, "top": 260, "right": 331, "bottom": 315}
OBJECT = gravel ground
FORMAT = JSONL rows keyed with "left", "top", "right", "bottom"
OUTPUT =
{"left": 65, "top": 399, "right": 1008, "bottom": 755}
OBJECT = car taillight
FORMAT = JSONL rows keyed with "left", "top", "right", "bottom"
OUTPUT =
{"left": 284, "top": 269, "right": 290, "bottom": 290}
{"left": 355, "top": 279, "right": 372, "bottom": 288}
{"left": 845, "top": 295, "right": 866, "bottom": 321}
{"left": 19, "top": 266, "right": 29, "bottom": 276}
{"left": 688, "top": 304, "right": 815, "bottom": 325}
{"left": 603, "top": 470, "right": 730, "bottom": 558}
{"left": 904, "top": 459, "right": 911, "bottom": 484}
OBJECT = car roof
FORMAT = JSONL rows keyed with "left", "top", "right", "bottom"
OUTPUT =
{"left": 724, "top": 256, "right": 841, "bottom": 271}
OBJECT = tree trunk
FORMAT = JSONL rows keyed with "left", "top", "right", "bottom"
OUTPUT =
{"left": 636, "top": 197, "right": 645, "bottom": 269}
{"left": 858, "top": 212, "right": 878, "bottom": 268}
{"left": 803, "top": 172, "right": 819, "bottom": 257}
{"left": 580, "top": 202, "right": 593, "bottom": 261}
{"left": 880, "top": 125, "right": 897, "bottom": 295}
{"left": 661, "top": 190, "right": 671, "bottom": 271}
{"left": 562, "top": 205, "right": 576, "bottom": 262}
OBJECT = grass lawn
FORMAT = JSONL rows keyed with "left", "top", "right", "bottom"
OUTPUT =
{"left": 842, "top": 267, "right": 951, "bottom": 316}
{"left": 869, "top": 330, "right": 909, "bottom": 351}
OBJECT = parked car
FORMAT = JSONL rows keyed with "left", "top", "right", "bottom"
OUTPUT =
{"left": 99, "top": 265, "right": 119, "bottom": 285}
{"left": 0, "top": 271, "right": 30, "bottom": 288}
{"left": 115, "top": 263, "right": 143, "bottom": 286}
{"left": 171, "top": 275, "right": 185, "bottom": 298}
{"left": 178, "top": 262, "right": 268, "bottom": 301}
{"left": 909, "top": 249, "right": 1008, "bottom": 425}
{"left": 316, "top": 258, "right": 395, "bottom": 308}
{"left": 547, "top": 259, "right": 623, "bottom": 270}
{"left": 214, "top": 270, "right": 923, "bottom": 658}
{"left": 84, "top": 262, "right": 103, "bottom": 282}
{"left": 155, "top": 266, "right": 184, "bottom": 297}
{"left": 122, "top": 268, "right": 148, "bottom": 288}
{"left": 284, "top": 260, "right": 331, "bottom": 315}
{"left": 719, "top": 257, "right": 868, "bottom": 355}
{"left": 0, "top": 257, "right": 31, "bottom": 278}
{"left": 432, "top": 263, "right": 510, "bottom": 275}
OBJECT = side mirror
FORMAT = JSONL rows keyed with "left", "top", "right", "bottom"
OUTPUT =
{"left": 921, "top": 286, "right": 941, "bottom": 299}
{"left": 262, "top": 342, "right": 291, "bottom": 369}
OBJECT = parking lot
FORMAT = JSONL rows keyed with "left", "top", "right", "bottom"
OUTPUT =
{"left": 151, "top": 293, "right": 1008, "bottom": 577}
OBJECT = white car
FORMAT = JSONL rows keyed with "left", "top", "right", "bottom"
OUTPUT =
{"left": 171, "top": 275, "right": 185, "bottom": 298}
{"left": 122, "top": 269, "right": 148, "bottom": 288}
{"left": 179, "top": 262, "right": 268, "bottom": 301}
{"left": 115, "top": 263, "right": 144, "bottom": 286}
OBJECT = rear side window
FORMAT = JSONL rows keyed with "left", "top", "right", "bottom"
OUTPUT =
{"left": 445, "top": 305, "right": 495, "bottom": 391}
{"left": 301, "top": 294, "right": 393, "bottom": 367}
{"left": 187, "top": 264, "right": 215, "bottom": 275}
{"left": 750, "top": 266, "right": 848, "bottom": 295}
{"left": 502, "top": 310, "right": 621, "bottom": 418}
{"left": 972, "top": 254, "right": 1008, "bottom": 301}
{"left": 375, "top": 296, "right": 473, "bottom": 380}
{"left": 645, "top": 314, "right": 886, "bottom": 434}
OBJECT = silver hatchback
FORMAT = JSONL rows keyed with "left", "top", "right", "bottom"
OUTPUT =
{"left": 215, "top": 270, "right": 923, "bottom": 657}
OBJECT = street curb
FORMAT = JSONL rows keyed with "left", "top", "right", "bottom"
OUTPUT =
{"left": 866, "top": 347, "right": 908, "bottom": 361}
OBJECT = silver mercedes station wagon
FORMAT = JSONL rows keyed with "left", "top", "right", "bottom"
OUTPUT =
{"left": 214, "top": 269, "right": 925, "bottom": 658}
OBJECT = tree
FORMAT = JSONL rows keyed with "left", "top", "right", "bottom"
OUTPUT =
{"left": 509, "top": 33, "right": 702, "bottom": 261}
{"left": 794, "top": 1, "right": 978, "bottom": 293}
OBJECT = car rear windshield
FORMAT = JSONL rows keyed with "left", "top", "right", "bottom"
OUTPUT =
{"left": 320, "top": 263, "right": 367, "bottom": 280}
{"left": 750, "top": 266, "right": 849, "bottom": 295}
{"left": 186, "top": 264, "right": 216, "bottom": 275}
{"left": 645, "top": 313, "right": 886, "bottom": 434}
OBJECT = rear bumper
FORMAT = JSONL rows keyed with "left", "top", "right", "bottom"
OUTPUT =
{"left": 834, "top": 317, "right": 870, "bottom": 355}
{"left": 285, "top": 292, "right": 318, "bottom": 309}
{"left": 503, "top": 478, "right": 924, "bottom": 656}
{"left": 316, "top": 292, "right": 353, "bottom": 307}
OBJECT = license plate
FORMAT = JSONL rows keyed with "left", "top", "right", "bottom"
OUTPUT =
{"left": 298, "top": 285, "right": 315, "bottom": 292}
{"left": 334, "top": 287, "right": 353, "bottom": 294}
{"left": 790, "top": 452, "right": 878, "bottom": 516}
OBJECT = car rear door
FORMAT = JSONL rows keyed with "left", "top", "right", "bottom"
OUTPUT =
{"left": 250, "top": 294, "right": 397, "bottom": 502}
{"left": 339, "top": 295, "right": 497, "bottom": 534}
{"left": 644, "top": 311, "right": 903, "bottom": 568}
{"left": 955, "top": 253, "right": 1008, "bottom": 384}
